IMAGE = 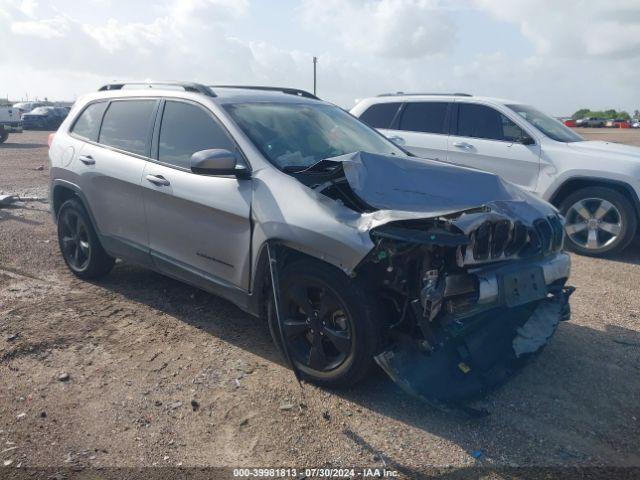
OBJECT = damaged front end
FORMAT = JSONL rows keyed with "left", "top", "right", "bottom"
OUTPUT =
{"left": 291, "top": 151, "right": 574, "bottom": 405}
{"left": 364, "top": 214, "right": 573, "bottom": 404}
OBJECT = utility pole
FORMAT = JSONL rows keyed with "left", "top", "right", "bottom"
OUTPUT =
{"left": 312, "top": 56, "right": 318, "bottom": 96}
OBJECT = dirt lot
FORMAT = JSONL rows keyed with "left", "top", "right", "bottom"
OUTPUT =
{"left": 574, "top": 127, "right": 640, "bottom": 146}
{"left": 1, "top": 130, "right": 639, "bottom": 474}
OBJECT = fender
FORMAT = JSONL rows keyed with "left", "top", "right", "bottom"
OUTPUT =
{"left": 546, "top": 175, "right": 640, "bottom": 219}
{"left": 50, "top": 179, "right": 101, "bottom": 229}
{"left": 245, "top": 237, "right": 354, "bottom": 318}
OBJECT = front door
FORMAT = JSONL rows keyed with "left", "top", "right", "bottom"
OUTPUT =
{"left": 447, "top": 102, "right": 541, "bottom": 192}
{"left": 142, "top": 99, "right": 252, "bottom": 291}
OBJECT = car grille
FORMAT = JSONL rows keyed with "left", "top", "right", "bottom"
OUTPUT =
{"left": 464, "top": 215, "right": 563, "bottom": 264}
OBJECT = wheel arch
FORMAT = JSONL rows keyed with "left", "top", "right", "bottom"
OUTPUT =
{"left": 549, "top": 177, "right": 640, "bottom": 221}
{"left": 248, "top": 239, "right": 357, "bottom": 319}
{"left": 51, "top": 183, "right": 78, "bottom": 218}
{"left": 51, "top": 180, "right": 102, "bottom": 231}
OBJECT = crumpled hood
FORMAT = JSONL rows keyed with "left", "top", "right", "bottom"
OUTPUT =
{"left": 568, "top": 140, "right": 640, "bottom": 159}
{"left": 332, "top": 151, "right": 556, "bottom": 225}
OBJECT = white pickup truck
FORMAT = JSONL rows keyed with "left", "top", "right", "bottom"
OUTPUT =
{"left": 0, "top": 105, "right": 23, "bottom": 144}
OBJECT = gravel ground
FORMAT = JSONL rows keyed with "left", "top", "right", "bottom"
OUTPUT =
{"left": 0, "top": 130, "right": 639, "bottom": 474}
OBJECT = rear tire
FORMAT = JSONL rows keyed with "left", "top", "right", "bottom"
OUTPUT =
{"left": 0, "top": 132, "right": 8, "bottom": 144}
{"left": 559, "top": 186, "right": 637, "bottom": 256}
{"left": 57, "top": 198, "right": 115, "bottom": 279}
{"left": 267, "top": 258, "right": 383, "bottom": 388}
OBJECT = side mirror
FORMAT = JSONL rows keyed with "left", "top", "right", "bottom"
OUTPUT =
{"left": 190, "top": 149, "right": 249, "bottom": 178}
{"left": 519, "top": 136, "right": 535, "bottom": 145}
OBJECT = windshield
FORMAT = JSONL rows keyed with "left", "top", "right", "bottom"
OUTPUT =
{"left": 224, "top": 102, "right": 405, "bottom": 170}
{"left": 506, "top": 104, "right": 583, "bottom": 143}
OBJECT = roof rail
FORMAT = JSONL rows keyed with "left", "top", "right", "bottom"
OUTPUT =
{"left": 210, "top": 85, "right": 319, "bottom": 100}
{"left": 377, "top": 92, "right": 472, "bottom": 97}
{"left": 98, "top": 81, "right": 216, "bottom": 97}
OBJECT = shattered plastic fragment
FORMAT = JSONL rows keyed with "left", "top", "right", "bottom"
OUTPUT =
{"left": 375, "top": 288, "right": 573, "bottom": 404}
{"left": 0, "top": 195, "right": 18, "bottom": 207}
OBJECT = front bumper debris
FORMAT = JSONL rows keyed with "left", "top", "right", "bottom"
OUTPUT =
{"left": 375, "top": 286, "right": 574, "bottom": 405}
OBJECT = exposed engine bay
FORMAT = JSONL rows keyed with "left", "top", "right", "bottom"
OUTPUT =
{"left": 288, "top": 151, "right": 574, "bottom": 405}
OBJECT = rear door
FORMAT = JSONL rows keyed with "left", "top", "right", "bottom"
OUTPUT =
{"left": 447, "top": 102, "right": 541, "bottom": 192}
{"left": 72, "top": 98, "right": 158, "bottom": 265}
{"left": 142, "top": 99, "right": 252, "bottom": 290}
{"left": 381, "top": 102, "right": 450, "bottom": 161}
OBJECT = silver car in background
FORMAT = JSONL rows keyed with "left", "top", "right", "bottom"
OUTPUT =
{"left": 49, "top": 82, "right": 572, "bottom": 407}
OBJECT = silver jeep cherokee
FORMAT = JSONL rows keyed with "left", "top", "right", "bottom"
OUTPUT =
{"left": 49, "top": 82, "right": 573, "bottom": 405}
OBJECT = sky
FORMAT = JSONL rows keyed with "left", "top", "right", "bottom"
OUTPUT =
{"left": 1, "top": 0, "right": 639, "bottom": 116}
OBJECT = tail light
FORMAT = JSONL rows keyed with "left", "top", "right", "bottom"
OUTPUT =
{"left": 48, "top": 133, "right": 55, "bottom": 148}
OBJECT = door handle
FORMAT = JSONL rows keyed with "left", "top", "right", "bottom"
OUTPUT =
{"left": 452, "top": 142, "right": 473, "bottom": 149}
{"left": 145, "top": 174, "right": 170, "bottom": 186}
{"left": 388, "top": 135, "right": 406, "bottom": 146}
{"left": 78, "top": 155, "right": 95, "bottom": 165}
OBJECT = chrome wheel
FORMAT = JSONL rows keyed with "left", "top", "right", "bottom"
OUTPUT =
{"left": 59, "top": 209, "right": 91, "bottom": 271}
{"left": 564, "top": 197, "right": 622, "bottom": 250}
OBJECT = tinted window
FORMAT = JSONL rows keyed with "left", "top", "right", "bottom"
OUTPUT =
{"left": 359, "top": 102, "right": 401, "bottom": 128}
{"left": 398, "top": 102, "right": 448, "bottom": 134}
{"left": 457, "top": 103, "right": 526, "bottom": 141}
{"left": 158, "top": 101, "right": 235, "bottom": 169}
{"left": 99, "top": 100, "right": 156, "bottom": 156}
{"left": 71, "top": 102, "right": 107, "bottom": 141}
{"left": 506, "top": 104, "right": 583, "bottom": 143}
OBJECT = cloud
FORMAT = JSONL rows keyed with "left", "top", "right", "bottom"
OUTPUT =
{"left": 0, "top": 0, "right": 256, "bottom": 80}
{"left": 0, "top": 0, "right": 406, "bottom": 106}
{"left": 16, "top": 0, "right": 37, "bottom": 17}
{"left": 0, "top": 0, "right": 639, "bottom": 115}
{"left": 298, "top": 0, "right": 456, "bottom": 58}
{"left": 170, "top": 0, "right": 248, "bottom": 26}
{"left": 11, "top": 16, "right": 68, "bottom": 38}
{"left": 474, "top": 0, "right": 640, "bottom": 59}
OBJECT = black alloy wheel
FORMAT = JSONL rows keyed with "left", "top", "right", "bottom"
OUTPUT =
{"left": 268, "top": 258, "right": 382, "bottom": 387}
{"left": 56, "top": 199, "right": 115, "bottom": 279}
{"left": 59, "top": 207, "right": 92, "bottom": 272}
{"left": 282, "top": 280, "right": 354, "bottom": 372}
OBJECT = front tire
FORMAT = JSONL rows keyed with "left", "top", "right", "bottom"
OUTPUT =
{"left": 57, "top": 198, "right": 115, "bottom": 279}
{"left": 267, "top": 258, "right": 383, "bottom": 388}
{"left": 0, "top": 131, "right": 8, "bottom": 144}
{"left": 560, "top": 186, "right": 637, "bottom": 256}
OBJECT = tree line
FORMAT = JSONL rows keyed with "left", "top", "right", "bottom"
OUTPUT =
{"left": 572, "top": 109, "right": 640, "bottom": 120}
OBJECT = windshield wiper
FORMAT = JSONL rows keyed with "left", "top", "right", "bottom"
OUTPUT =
{"left": 283, "top": 159, "right": 343, "bottom": 174}
{"left": 282, "top": 165, "right": 311, "bottom": 173}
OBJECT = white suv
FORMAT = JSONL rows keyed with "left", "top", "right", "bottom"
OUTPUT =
{"left": 351, "top": 93, "right": 640, "bottom": 257}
